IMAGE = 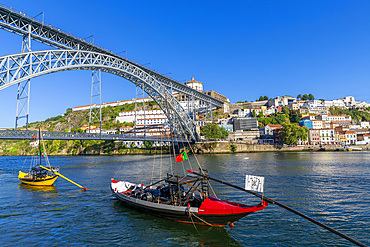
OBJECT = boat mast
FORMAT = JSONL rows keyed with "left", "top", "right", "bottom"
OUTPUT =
{"left": 38, "top": 126, "right": 41, "bottom": 166}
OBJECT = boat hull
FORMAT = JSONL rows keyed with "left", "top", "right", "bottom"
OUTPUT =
{"left": 111, "top": 181, "right": 267, "bottom": 227}
{"left": 18, "top": 171, "right": 58, "bottom": 186}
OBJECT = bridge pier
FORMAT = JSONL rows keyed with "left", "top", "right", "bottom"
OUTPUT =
{"left": 89, "top": 70, "right": 102, "bottom": 135}
{"left": 15, "top": 24, "right": 32, "bottom": 130}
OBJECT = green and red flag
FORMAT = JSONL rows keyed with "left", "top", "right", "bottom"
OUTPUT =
{"left": 175, "top": 151, "right": 188, "bottom": 163}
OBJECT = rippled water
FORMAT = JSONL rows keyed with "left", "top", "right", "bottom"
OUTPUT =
{"left": 0, "top": 152, "right": 369, "bottom": 246}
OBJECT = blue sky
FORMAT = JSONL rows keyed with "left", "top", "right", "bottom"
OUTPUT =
{"left": 0, "top": 0, "right": 369, "bottom": 128}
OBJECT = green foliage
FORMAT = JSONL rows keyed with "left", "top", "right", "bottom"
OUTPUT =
{"left": 144, "top": 141, "right": 154, "bottom": 149}
{"left": 289, "top": 110, "right": 302, "bottom": 123}
{"left": 229, "top": 144, "right": 237, "bottom": 153}
{"left": 200, "top": 123, "right": 229, "bottom": 140}
{"left": 281, "top": 106, "right": 289, "bottom": 115}
{"left": 300, "top": 93, "right": 315, "bottom": 100}
{"left": 45, "top": 115, "right": 63, "bottom": 122}
{"left": 258, "top": 113, "right": 288, "bottom": 126}
{"left": 257, "top": 96, "right": 268, "bottom": 101}
{"left": 102, "top": 141, "right": 115, "bottom": 154}
{"left": 277, "top": 123, "right": 309, "bottom": 145}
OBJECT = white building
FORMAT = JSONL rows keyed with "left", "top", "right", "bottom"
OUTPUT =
{"left": 72, "top": 97, "right": 154, "bottom": 112}
{"left": 324, "top": 99, "right": 346, "bottom": 108}
{"left": 185, "top": 77, "right": 203, "bottom": 91}
{"left": 268, "top": 96, "right": 296, "bottom": 107}
{"left": 360, "top": 121, "right": 370, "bottom": 129}
{"left": 312, "top": 120, "right": 323, "bottom": 129}
{"left": 345, "top": 131, "right": 357, "bottom": 145}
{"left": 86, "top": 129, "right": 117, "bottom": 134}
{"left": 116, "top": 109, "right": 167, "bottom": 123}
{"left": 179, "top": 100, "right": 203, "bottom": 112}
{"left": 320, "top": 129, "right": 335, "bottom": 145}
{"left": 320, "top": 115, "right": 352, "bottom": 123}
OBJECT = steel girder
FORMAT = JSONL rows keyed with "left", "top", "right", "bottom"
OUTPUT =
{"left": 0, "top": 5, "right": 223, "bottom": 108}
{"left": 0, "top": 49, "right": 197, "bottom": 140}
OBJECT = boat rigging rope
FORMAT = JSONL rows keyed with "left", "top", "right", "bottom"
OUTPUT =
{"left": 150, "top": 143, "right": 158, "bottom": 185}
{"left": 187, "top": 206, "right": 200, "bottom": 233}
{"left": 160, "top": 134, "right": 163, "bottom": 181}
{"left": 21, "top": 155, "right": 28, "bottom": 171}
{"left": 40, "top": 131, "right": 52, "bottom": 170}
{"left": 173, "top": 115, "right": 217, "bottom": 198}
{"left": 188, "top": 210, "right": 213, "bottom": 227}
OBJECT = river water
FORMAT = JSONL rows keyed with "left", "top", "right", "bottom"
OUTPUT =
{"left": 0, "top": 152, "right": 369, "bottom": 246}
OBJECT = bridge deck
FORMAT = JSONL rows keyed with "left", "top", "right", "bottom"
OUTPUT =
{"left": 0, "top": 130, "right": 187, "bottom": 142}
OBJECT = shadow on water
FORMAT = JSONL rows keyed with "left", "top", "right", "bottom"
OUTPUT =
{"left": 111, "top": 199, "right": 242, "bottom": 246}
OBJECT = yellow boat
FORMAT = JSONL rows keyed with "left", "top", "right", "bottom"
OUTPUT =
{"left": 18, "top": 168, "right": 59, "bottom": 186}
{"left": 18, "top": 127, "right": 59, "bottom": 186}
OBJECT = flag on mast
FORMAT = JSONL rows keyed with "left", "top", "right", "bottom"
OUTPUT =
{"left": 175, "top": 151, "right": 188, "bottom": 163}
{"left": 245, "top": 175, "right": 265, "bottom": 193}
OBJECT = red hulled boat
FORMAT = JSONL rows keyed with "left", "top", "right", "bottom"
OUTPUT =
{"left": 111, "top": 170, "right": 267, "bottom": 227}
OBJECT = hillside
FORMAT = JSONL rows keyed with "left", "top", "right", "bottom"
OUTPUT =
{"left": 0, "top": 101, "right": 168, "bottom": 156}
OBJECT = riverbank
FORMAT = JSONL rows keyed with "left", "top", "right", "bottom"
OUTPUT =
{"left": 1, "top": 139, "right": 369, "bottom": 156}
{"left": 192, "top": 142, "right": 370, "bottom": 154}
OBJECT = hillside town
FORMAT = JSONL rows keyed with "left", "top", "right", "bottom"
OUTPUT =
{"left": 71, "top": 77, "right": 370, "bottom": 146}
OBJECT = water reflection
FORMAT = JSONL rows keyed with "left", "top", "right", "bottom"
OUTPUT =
{"left": 111, "top": 199, "right": 242, "bottom": 246}
{"left": 18, "top": 183, "right": 58, "bottom": 197}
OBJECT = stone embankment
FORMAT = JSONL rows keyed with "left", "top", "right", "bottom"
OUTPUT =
{"left": 192, "top": 142, "right": 370, "bottom": 154}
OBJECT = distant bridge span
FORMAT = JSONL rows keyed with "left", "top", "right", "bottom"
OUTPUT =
{"left": 0, "top": 129, "right": 186, "bottom": 142}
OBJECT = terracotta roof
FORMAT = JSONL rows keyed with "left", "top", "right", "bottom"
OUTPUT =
{"left": 186, "top": 77, "right": 203, "bottom": 85}
{"left": 267, "top": 124, "right": 282, "bottom": 128}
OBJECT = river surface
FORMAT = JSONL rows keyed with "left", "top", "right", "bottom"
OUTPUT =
{"left": 0, "top": 152, "right": 369, "bottom": 246}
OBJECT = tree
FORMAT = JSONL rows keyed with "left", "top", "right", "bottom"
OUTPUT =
{"left": 308, "top": 93, "right": 315, "bottom": 100}
{"left": 275, "top": 114, "right": 288, "bottom": 125}
{"left": 200, "top": 123, "right": 229, "bottom": 140}
{"left": 302, "top": 94, "right": 309, "bottom": 100}
{"left": 144, "top": 141, "right": 154, "bottom": 149}
{"left": 277, "top": 123, "right": 308, "bottom": 145}
{"left": 258, "top": 96, "right": 264, "bottom": 101}
{"left": 297, "top": 94, "right": 302, "bottom": 99}
{"left": 281, "top": 106, "right": 290, "bottom": 115}
{"left": 229, "top": 144, "right": 237, "bottom": 153}
{"left": 263, "top": 96, "right": 269, "bottom": 100}
{"left": 289, "top": 110, "right": 302, "bottom": 123}
{"left": 258, "top": 110, "right": 264, "bottom": 117}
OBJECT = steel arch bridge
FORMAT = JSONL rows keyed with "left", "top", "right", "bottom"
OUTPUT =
{"left": 0, "top": 4, "right": 224, "bottom": 142}
{"left": 0, "top": 49, "right": 197, "bottom": 140}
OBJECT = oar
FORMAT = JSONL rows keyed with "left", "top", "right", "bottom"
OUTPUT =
{"left": 40, "top": 165, "right": 87, "bottom": 191}
{"left": 187, "top": 170, "right": 366, "bottom": 247}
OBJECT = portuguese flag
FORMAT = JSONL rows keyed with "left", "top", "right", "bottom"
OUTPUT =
{"left": 176, "top": 151, "right": 188, "bottom": 163}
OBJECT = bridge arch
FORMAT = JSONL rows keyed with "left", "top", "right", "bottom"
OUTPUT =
{"left": 0, "top": 50, "right": 196, "bottom": 140}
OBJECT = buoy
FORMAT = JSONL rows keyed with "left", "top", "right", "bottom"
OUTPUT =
{"left": 229, "top": 223, "right": 234, "bottom": 227}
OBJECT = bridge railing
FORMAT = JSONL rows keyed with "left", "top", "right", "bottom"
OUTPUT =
{"left": 0, "top": 130, "right": 187, "bottom": 142}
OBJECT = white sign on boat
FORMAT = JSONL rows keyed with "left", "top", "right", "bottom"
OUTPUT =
{"left": 245, "top": 175, "right": 264, "bottom": 193}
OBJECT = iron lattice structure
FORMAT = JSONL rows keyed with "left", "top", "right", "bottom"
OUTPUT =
{"left": 0, "top": 50, "right": 198, "bottom": 139}
{"left": 0, "top": 4, "right": 223, "bottom": 107}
